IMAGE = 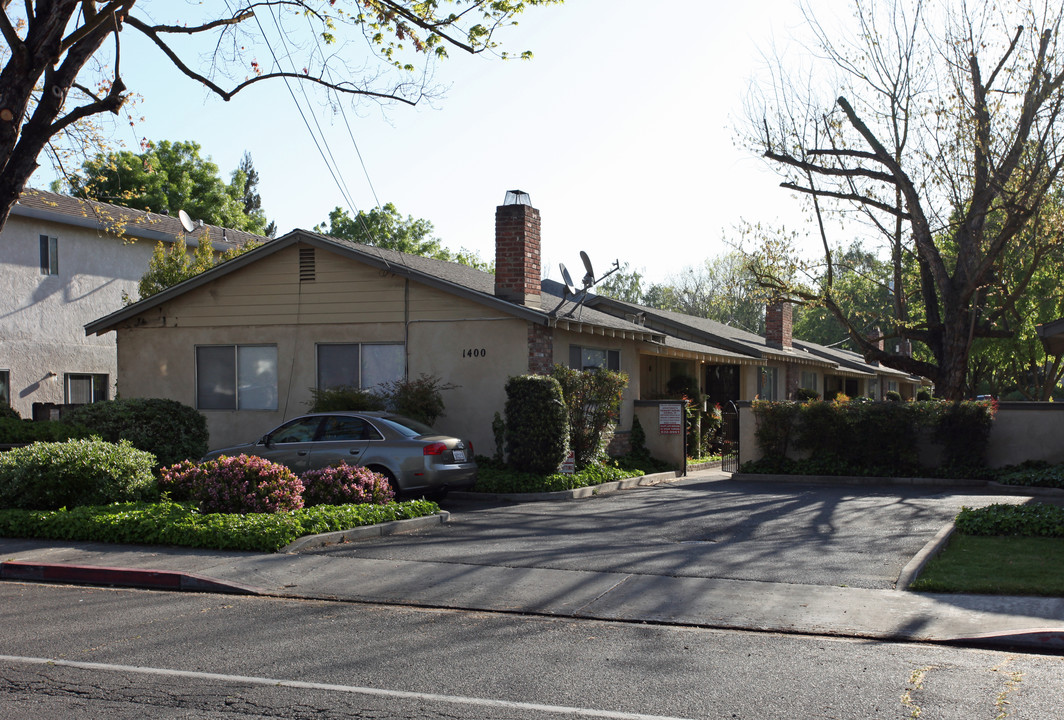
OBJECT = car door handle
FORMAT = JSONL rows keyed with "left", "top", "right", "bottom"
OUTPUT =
{"left": 297, "top": 450, "right": 309, "bottom": 456}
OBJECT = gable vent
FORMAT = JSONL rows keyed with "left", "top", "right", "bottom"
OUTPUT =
{"left": 299, "top": 247, "right": 316, "bottom": 282}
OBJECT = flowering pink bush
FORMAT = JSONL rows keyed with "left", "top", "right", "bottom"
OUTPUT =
{"left": 300, "top": 462, "right": 394, "bottom": 506}
{"left": 159, "top": 454, "right": 303, "bottom": 514}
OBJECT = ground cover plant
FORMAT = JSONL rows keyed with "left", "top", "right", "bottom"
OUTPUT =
{"left": 909, "top": 503, "right": 1064, "bottom": 596}
{"left": 0, "top": 498, "right": 440, "bottom": 553}
{"left": 471, "top": 455, "right": 664, "bottom": 494}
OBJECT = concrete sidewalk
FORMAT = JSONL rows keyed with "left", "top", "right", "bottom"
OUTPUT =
{"left": 2, "top": 529, "right": 1063, "bottom": 654}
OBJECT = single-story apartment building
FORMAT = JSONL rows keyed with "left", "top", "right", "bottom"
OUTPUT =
{"left": 85, "top": 192, "right": 926, "bottom": 457}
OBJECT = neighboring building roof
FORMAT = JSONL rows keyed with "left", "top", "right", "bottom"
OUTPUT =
{"left": 584, "top": 291, "right": 926, "bottom": 383}
{"left": 13, "top": 187, "right": 266, "bottom": 251}
{"left": 1037, "top": 317, "right": 1064, "bottom": 356}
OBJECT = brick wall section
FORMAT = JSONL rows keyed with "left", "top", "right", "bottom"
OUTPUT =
{"left": 785, "top": 364, "right": 800, "bottom": 400}
{"left": 527, "top": 321, "right": 554, "bottom": 374}
{"left": 765, "top": 300, "right": 792, "bottom": 349}
{"left": 606, "top": 430, "right": 631, "bottom": 457}
{"left": 495, "top": 203, "right": 542, "bottom": 307}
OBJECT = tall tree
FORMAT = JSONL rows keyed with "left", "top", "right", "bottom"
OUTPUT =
{"left": 745, "top": 0, "right": 1064, "bottom": 399}
{"left": 316, "top": 203, "right": 490, "bottom": 270}
{"left": 234, "top": 152, "right": 275, "bottom": 237}
{"left": 0, "top": 1, "right": 560, "bottom": 234}
{"left": 55, "top": 140, "right": 269, "bottom": 234}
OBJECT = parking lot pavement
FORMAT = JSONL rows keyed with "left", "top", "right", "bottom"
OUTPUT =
{"left": 302, "top": 472, "right": 1027, "bottom": 590}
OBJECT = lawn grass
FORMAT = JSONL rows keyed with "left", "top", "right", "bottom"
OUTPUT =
{"left": 910, "top": 534, "right": 1064, "bottom": 596}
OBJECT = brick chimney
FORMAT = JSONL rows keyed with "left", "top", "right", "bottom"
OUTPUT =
{"left": 494, "top": 190, "right": 541, "bottom": 309}
{"left": 765, "top": 299, "right": 792, "bottom": 349}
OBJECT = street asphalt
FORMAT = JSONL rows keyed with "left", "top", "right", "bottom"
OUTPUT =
{"left": 2, "top": 468, "right": 1063, "bottom": 654}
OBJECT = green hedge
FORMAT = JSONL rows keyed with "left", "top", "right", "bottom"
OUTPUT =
{"left": 0, "top": 418, "right": 91, "bottom": 444}
{"left": 0, "top": 498, "right": 441, "bottom": 553}
{"left": 0, "top": 439, "right": 158, "bottom": 510}
{"left": 63, "top": 398, "right": 209, "bottom": 468}
{"left": 746, "top": 399, "right": 996, "bottom": 476}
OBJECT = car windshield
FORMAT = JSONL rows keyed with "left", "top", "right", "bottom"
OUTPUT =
{"left": 373, "top": 415, "right": 437, "bottom": 438}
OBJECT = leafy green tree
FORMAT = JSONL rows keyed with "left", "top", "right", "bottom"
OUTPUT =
{"left": 595, "top": 263, "right": 647, "bottom": 304}
{"left": 133, "top": 232, "right": 260, "bottom": 302}
{"left": 746, "top": 0, "right": 1064, "bottom": 399}
{"left": 792, "top": 244, "right": 894, "bottom": 350}
{"left": 0, "top": 2, "right": 560, "bottom": 234}
{"left": 316, "top": 203, "right": 490, "bottom": 270}
{"left": 55, "top": 141, "right": 269, "bottom": 235}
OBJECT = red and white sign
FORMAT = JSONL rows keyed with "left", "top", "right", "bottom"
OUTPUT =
{"left": 560, "top": 451, "right": 576, "bottom": 474}
{"left": 660, "top": 404, "right": 683, "bottom": 434}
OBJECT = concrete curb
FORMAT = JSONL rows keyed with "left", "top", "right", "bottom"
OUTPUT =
{"left": 733, "top": 473, "right": 1064, "bottom": 497}
{"left": 449, "top": 470, "right": 685, "bottom": 503}
{"left": 279, "top": 511, "right": 451, "bottom": 553}
{"left": 732, "top": 472, "right": 988, "bottom": 487}
{"left": 0, "top": 560, "right": 262, "bottom": 595}
{"left": 895, "top": 521, "right": 955, "bottom": 590}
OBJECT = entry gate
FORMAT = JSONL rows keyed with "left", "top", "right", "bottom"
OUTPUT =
{"left": 720, "top": 401, "right": 739, "bottom": 473}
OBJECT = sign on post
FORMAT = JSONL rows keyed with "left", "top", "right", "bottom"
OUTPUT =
{"left": 660, "top": 403, "right": 683, "bottom": 434}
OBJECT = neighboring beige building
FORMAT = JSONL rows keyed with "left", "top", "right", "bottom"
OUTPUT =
{"left": 1, "top": 188, "right": 263, "bottom": 418}
{"left": 86, "top": 193, "right": 926, "bottom": 456}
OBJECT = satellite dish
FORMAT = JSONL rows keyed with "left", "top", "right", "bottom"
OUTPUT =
{"left": 579, "top": 250, "right": 595, "bottom": 287}
{"left": 559, "top": 263, "right": 577, "bottom": 296}
{"left": 178, "top": 209, "right": 195, "bottom": 233}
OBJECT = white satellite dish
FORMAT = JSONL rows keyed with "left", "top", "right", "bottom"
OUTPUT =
{"left": 178, "top": 209, "right": 196, "bottom": 233}
{"left": 559, "top": 263, "right": 577, "bottom": 296}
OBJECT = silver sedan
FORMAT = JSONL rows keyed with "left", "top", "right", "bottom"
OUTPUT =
{"left": 202, "top": 412, "right": 476, "bottom": 497}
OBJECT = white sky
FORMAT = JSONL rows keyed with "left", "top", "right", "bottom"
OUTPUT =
{"left": 31, "top": 0, "right": 853, "bottom": 286}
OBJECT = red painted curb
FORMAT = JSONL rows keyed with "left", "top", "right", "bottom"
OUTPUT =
{"left": 0, "top": 561, "right": 258, "bottom": 595}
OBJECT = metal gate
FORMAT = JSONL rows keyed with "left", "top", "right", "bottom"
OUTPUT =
{"left": 720, "top": 401, "right": 740, "bottom": 473}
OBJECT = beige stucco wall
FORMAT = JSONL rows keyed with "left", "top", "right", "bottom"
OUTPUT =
{"left": 633, "top": 402, "right": 687, "bottom": 468}
{"left": 113, "top": 243, "right": 550, "bottom": 454}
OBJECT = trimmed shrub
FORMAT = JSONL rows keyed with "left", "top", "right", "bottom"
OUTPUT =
{"left": 159, "top": 454, "right": 303, "bottom": 514}
{"left": 794, "top": 387, "right": 820, "bottom": 402}
{"left": 504, "top": 374, "right": 569, "bottom": 475}
{"left": 933, "top": 400, "right": 996, "bottom": 469}
{"left": 63, "top": 398, "right": 209, "bottom": 468}
{"left": 0, "top": 405, "right": 20, "bottom": 420}
{"left": 0, "top": 438, "right": 157, "bottom": 510}
{"left": 885, "top": 390, "right": 903, "bottom": 402}
{"left": 491, "top": 411, "right": 506, "bottom": 463}
{"left": 551, "top": 365, "right": 628, "bottom": 470}
{"left": 307, "top": 386, "right": 386, "bottom": 413}
{"left": 300, "top": 462, "right": 394, "bottom": 506}
{"left": 916, "top": 389, "right": 933, "bottom": 401}
{"left": 0, "top": 418, "right": 91, "bottom": 444}
{"left": 751, "top": 400, "right": 801, "bottom": 458}
{"left": 379, "top": 374, "right": 456, "bottom": 426}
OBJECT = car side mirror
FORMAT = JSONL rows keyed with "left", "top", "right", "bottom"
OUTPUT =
{"left": 260, "top": 434, "right": 272, "bottom": 447}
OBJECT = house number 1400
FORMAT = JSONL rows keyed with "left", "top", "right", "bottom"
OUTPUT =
{"left": 463, "top": 348, "right": 487, "bottom": 358}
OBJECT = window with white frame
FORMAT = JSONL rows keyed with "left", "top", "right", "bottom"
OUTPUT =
{"left": 758, "top": 366, "right": 780, "bottom": 401}
{"left": 196, "top": 345, "right": 278, "bottom": 410}
{"left": 800, "top": 370, "right": 818, "bottom": 392}
{"left": 39, "top": 235, "right": 58, "bottom": 275}
{"left": 569, "top": 345, "right": 620, "bottom": 371}
{"left": 316, "top": 343, "right": 404, "bottom": 391}
{"left": 65, "top": 373, "right": 108, "bottom": 404}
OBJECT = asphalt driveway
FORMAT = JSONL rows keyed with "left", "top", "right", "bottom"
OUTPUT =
{"left": 304, "top": 470, "right": 1022, "bottom": 590}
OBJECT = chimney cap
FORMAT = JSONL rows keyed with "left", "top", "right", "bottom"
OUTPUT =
{"left": 503, "top": 189, "right": 532, "bottom": 206}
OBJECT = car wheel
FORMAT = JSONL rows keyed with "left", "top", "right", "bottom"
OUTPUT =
{"left": 368, "top": 465, "right": 402, "bottom": 499}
